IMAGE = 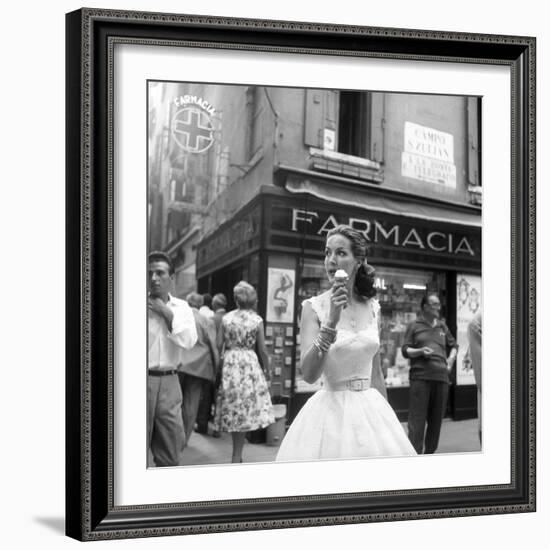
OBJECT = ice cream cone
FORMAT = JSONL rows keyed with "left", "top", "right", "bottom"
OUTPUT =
{"left": 334, "top": 269, "right": 348, "bottom": 284}
{"left": 334, "top": 269, "right": 349, "bottom": 309}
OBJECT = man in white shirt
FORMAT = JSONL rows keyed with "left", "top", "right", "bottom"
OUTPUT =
{"left": 148, "top": 251, "right": 197, "bottom": 467}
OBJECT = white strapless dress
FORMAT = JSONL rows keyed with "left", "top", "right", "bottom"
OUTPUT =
{"left": 276, "top": 292, "right": 416, "bottom": 462}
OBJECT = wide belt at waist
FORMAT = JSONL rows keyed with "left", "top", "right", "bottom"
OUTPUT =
{"left": 148, "top": 368, "right": 178, "bottom": 376}
{"left": 324, "top": 377, "right": 371, "bottom": 392}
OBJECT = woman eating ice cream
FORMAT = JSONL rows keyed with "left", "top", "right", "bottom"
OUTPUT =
{"left": 276, "top": 225, "right": 416, "bottom": 462}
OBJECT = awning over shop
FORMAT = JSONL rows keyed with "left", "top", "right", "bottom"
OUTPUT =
{"left": 279, "top": 167, "right": 482, "bottom": 228}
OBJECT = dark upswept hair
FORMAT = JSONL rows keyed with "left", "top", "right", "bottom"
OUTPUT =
{"left": 148, "top": 250, "right": 174, "bottom": 275}
{"left": 326, "top": 225, "right": 376, "bottom": 300}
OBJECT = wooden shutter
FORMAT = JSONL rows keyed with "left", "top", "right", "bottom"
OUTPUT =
{"left": 304, "top": 89, "right": 324, "bottom": 148}
{"left": 370, "top": 92, "right": 385, "bottom": 163}
{"left": 467, "top": 97, "right": 481, "bottom": 186}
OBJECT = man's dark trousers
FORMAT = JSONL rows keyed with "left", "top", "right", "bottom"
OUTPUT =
{"left": 195, "top": 380, "right": 216, "bottom": 433}
{"left": 407, "top": 379, "right": 449, "bottom": 454}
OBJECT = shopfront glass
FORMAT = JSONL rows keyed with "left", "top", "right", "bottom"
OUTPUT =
{"left": 374, "top": 266, "right": 446, "bottom": 387}
{"left": 207, "top": 253, "right": 260, "bottom": 310}
{"left": 294, "top": 258, "right": 331, "bottom": 392}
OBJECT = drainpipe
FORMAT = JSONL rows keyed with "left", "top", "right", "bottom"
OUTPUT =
{"left": 263, "top": 87, "right": 280, "bottom": 168}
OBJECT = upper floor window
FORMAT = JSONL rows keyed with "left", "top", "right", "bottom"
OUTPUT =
{"left": 337, "top": 91, "right": 372, "bottom": 158}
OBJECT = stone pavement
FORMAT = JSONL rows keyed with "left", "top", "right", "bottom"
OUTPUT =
{"left": 178, "top": 417, "right": 481, "bottom": 467}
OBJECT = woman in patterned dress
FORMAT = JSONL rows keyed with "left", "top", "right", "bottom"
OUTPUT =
{"left": 214, "top": 281, "right": 274, "bottom": 463}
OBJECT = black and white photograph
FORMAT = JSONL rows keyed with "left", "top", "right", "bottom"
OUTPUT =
{"left": 60, "top": 3, "right": 537, "bottom": 542}
{"left": 146, "top": 80, "right": 483, "bottom": 468}
{"left": 2, "top": 0, "right": 545, "bottom": 546}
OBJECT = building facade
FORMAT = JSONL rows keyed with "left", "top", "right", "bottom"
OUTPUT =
{"left": 148, "top": 81, "right": 482, "bottom": 422}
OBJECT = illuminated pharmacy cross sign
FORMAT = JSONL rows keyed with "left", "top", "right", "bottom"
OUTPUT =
{"left": 171, "top": 107, "right": 215, "bottom": 153}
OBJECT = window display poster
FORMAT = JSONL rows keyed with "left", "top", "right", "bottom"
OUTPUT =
{"left": 456, "top": 274, "right": 482, "bottom": 385}
{"left": 266, "top": 268, "right": 295, "bottom": 323}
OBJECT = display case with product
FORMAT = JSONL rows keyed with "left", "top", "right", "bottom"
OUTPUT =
{"left": 374, "top": 266, "right": 446, "bottom": 388}
{"left": 294, "top": 259, "right": 331, "bottom": 393}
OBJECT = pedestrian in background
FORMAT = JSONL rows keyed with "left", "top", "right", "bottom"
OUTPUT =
{"left": 467, "top": 310, "right": 482, "bottom": 443}
{"left": 214, "top": 282, "right": 274, "bottom": 463}
{"left": 178, "top": 292, "right": 219, "bottom": 443}
{"left": 195, "top": 293, "right": 228, "bottom": 436}
{"left": 402, "top": 293, "right": 458, "bottom": 454}
{"left": 211, "top": 293, "right": 228, "bottom": 353}
{"left": 199, "top": 293, "right": 214, "bottom": 320}
{"left": 147, "top": 251, "right": 197, "bottom": 467}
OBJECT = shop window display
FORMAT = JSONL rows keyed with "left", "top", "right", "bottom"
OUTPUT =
{"left": 294, "top": 259, "right": 331, "bottom": 392}
{"left": 375, "top": 266, "right": 445, "bottom": 387}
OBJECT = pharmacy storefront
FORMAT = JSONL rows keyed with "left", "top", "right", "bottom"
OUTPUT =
{"left": 196, "top": 187, "right": 481, "bottom": 422}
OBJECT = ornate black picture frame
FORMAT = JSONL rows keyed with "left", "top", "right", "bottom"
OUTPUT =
{"left": 66, "top": 8, "right": 536, "bottom": 541}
